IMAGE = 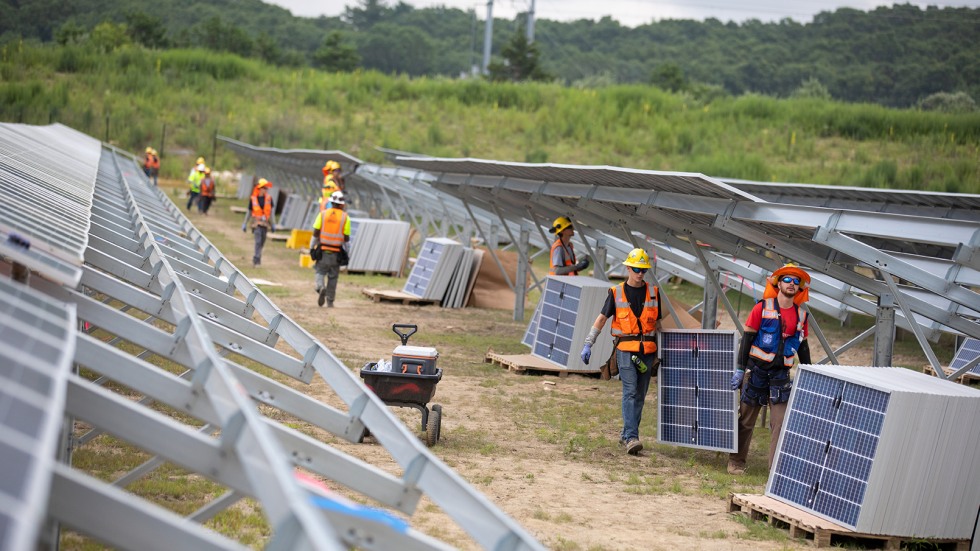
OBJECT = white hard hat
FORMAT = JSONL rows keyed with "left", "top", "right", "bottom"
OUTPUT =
{"left": 196, "top": 163, "right": 205, "bottom": 171}
{"left": 329, "top": 191, "right": 345, "bottom": 205}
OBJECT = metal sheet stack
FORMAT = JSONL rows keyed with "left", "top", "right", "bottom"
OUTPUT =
{"left": 348, "top": 218, "right": 411, "bottom": 275}
{"left": 403, "top": 237, "right": 478, "bottom": 307}
{"left": 768, "top": 364, "right": 980, "bottom": 539}
{"left": 526, "top": 276, "right": 613, "bottom": 372}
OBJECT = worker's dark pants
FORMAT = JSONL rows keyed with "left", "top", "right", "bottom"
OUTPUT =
{"left": 199, "top": 196, "right": 213, "bottom": 213}
{"left": 186, "top": 190, "right": 199, "bottom": 210}
{"left": 252, "top": 226, "right": 268, "bottom": 266}
{"left": 314, "top": 251, "right": 341, "bottom": 303}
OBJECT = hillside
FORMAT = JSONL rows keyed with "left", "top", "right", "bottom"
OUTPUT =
{"left": 0, "top": 43, "right": 977, "bottom": 193}
{"left": 1, "top": 1, "right": 977, "bottom": 107}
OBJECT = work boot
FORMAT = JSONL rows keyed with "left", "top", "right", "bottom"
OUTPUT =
{"left": 327, "top": 301, "right": 334, "bottom": 308}
{"left": 727, "top": 461, "right": 745, "bottom": 475}
{"left": 626, "top": 439, "right": 643, "bottom": 455}
{"left": 317, "top": 288, "right": 327, "bottom": 307}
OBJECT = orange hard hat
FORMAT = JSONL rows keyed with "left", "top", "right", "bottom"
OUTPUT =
{"left": 764, "top": 263, "right": 811, "bottom": 304}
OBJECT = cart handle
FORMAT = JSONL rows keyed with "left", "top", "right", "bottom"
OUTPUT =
{"left": 392, "top": 324, "right": 418, "bottom": 345}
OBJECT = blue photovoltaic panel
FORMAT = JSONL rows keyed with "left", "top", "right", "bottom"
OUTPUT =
{"left": 657, "top": 330, "right": 738, "bottom": 452}
{"left": 950, "top": 337, "right": 980, "bottom": 376}
{"left": 349, "top": 219, "right": 361, "bottom": 248}
{"left": 521, "top": 300, "right": 543, "bottom": 348}
{"left": 769, "top": 369, "right": 889, "bottom": 528}
{"left": 403, "top": 239, "right": 445, "bottom": 297}
{"left": 532, "top": 279, "right": 581, "bottom": 366}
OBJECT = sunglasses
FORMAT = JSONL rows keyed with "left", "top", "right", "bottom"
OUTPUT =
{"left": 780, "top": 276, "right": 801, "bottom": 285}
{"left": 629, "top": 267, "right": 648, "bottom": 274}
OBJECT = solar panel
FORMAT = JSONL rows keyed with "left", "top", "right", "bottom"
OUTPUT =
{"left": 950, "top": 337, "right": 980, "bottom": 376}
{"left": 0, "top": 276, "right": 76, "bottom": 551}
{"left": 527, "top": 276, "right": 612, "bottom": 372}
{"left": 403, "top": 237, "right": 453, "bottom": 298}
{"left": 767, "top": 365, "right": 980, "bottom": 538}
{"left": 522, "top": 299, "right": 543, "bottom": 348}
{"left": 657, "top": 329, "right": 738, "bottom": 452}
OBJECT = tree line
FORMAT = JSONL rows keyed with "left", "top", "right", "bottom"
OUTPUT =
{"left": 1, "top": 0, "right": 976, "bottom": 108}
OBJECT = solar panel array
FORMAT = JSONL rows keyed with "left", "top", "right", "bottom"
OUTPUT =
{"left": 527, "top": 276, "right": 612, "bottom": 372}
{"left": 657, "top": 330, "right": 739, "bottom": 452}
{"left": 768, "top": 364, "right": 980, "bottom": 538}
{"left": 0, "top": 276, "right": 76, "bottom": 551}
{"left": 950, "top": 337, "right": 980, "bottom": 376}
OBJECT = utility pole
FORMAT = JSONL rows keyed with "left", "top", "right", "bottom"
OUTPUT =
{"left": 526, "top": 0, "right": 536, "bottom": 43}
{"left": 469, "top": 8, "right": 478, "bottom": 76}
{"left": 482, "top": 0, "right": 493, "bottom": 75}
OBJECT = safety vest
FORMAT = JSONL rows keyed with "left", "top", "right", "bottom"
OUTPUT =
{"left": 318, "top": 208, "right": 348, "bottom": 252}
{"left": 188, "top": 170, "right": 204, "bottom": 193}
{"left": 323, "top": 175, "right": 339, "bottom": 195}
{"left": 748, "top": 298, "right": 807, "bottom": 368}
{"left": 145, "top": 153, "right": 159, "bottom": 170}
{"left": 549, "top": 239, "right": 576, "bottom": 276}
{"left": 200, "top": 177, "right": 215, "bottom": 197}
{"left": 609, "top": 282, "right": 659, "bottom": 353}
{"left": 250, "top": 194, "right": 272, "bottom": 224}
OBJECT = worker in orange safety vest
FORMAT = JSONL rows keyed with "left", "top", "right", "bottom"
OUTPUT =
{"left": 311, "top": 190, "right": 350, "bottom": 308}
{"left": 243, "top": 178, "right": 275, "bottom": 267}
{"left": 548, "top": 215, "right": 590, "bottom": 276}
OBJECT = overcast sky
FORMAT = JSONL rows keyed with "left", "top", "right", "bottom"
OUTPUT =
{"left": 264, "top": 0, "right": 980, "bottom": 26}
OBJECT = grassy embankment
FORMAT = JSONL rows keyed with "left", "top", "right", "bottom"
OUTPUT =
{"left": 1, "top": 41, "right": 978, "bottom": 193}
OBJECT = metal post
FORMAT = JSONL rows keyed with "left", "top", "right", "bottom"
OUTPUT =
{"left": 872, "top": 292, "right": 896, "bottom": 367}
{"left": 594, "top": 238, "right": 608, "bottom": 281}
{"left": 159, "top": 123, "right": 167, "bottom": 160}
{"left": 515, "top": 223, "right": 530, "bottom": 321}
{"left": 701, "top": 276, "right": 718, "bottom": 329}
{"left": 482, "top": 1, "right": 494, "bottom": 74}
{"left": 526, "top": 0, "right": 536, "bottom": 43}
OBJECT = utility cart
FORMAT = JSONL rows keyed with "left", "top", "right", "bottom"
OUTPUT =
{"left": 360, "top": 324, "right": 443, "bottom": 446}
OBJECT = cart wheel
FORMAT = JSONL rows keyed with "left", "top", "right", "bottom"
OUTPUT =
{"left": 425, "top": 407, "right": 441, "bottom": 447}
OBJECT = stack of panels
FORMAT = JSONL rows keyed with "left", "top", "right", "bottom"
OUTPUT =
{"left": 657, "top": 330, "right": 738, "bottom": 452}
{"left": 442, "top": 247, "right": 483, "bottom": 309}
{"left": 0, "top": 276, "right": 76, "bottom": 551}
{"left": 348, "top": 218, "right": 411, "bottom": 275}
{"left": 768, "top": 365, "right": 980, "bottom": 538}
{"left": 402, "top": 237, "right": 464, "bottom": 301}
{"left": 278, "top": 195, "right": 312, "bottom": 229}
{"left": 950, "top": 337, "right": 980, "bottom": 376}
{"left": 529, "top": 276, "right": 613, "bottom": 372}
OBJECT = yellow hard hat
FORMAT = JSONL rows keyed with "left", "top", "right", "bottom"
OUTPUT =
{"left": 196, "top": 156, "right": 205, "bottom": 165}
{"left": 623, "top": 248, "right": 652, "bottom": 269}
{"left": 549, "top": 216, "right": 573, "bottom": 235}
{"left": 257, "top": 178, "right": 271, "bottom": 189}
{"left": 145, "top": 147, "right": 152, "bottom": 153}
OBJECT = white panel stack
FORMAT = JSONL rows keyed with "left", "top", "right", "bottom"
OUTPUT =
{"left": 768, "top": 364, "right": 980, "bottom": 539}
{"left": 527, "top": 276, "right": 613, "bottom": 372}
{"left": 348, "top": 218, "right": 411, "bottom": 275}
{"left": 403, "top": 238, "right": 480, "bottom": 307}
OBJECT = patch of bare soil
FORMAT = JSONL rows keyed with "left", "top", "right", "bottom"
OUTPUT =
{"left": 187, "top": 194, "right": 916, "bottom": 550}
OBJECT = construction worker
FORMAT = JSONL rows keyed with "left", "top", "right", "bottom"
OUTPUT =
{"left": 143, "top": 147, "right": 159, "bottom": 186}
{"left": 548, "top": 215, "right": 589, "bottom": 276}
{"left": 727, "top": 263, "right": 812, "bottom": 476}
{"left": 186, "top": 161, "right": 205, "bottom": 211}
{"left": 198, "top": 167, "right": 216, "bottom": 215}
{"left": 318, "top": 160, "right": 342, "bottom": 210}
{"left": 312, "top": 190, "right": 350, "bottom": 308}
{"left": 243, "top": 178, "right": 275, "bottom": 267}
{"left": 580, "top": 248, "right": 661, "bottom": 456}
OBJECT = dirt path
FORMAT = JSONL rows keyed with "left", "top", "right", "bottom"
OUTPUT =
{"left": 189, "top": 194, "right": 814, "bottom": 550}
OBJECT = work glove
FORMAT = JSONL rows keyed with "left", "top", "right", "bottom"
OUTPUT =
{"left": 574, "top": 256, "right": 590, "bottom": 272}
{"left": 270, "top": 224, "right": 276, "bottom": 233}
{"left": 730, "top": 368, "right": 745, "bottom": 391}
{"left": 580, "top": 343, "right": 592, "bottom": 365}
{"left": 241, "top": 222, "right": 247, "bottom": 232}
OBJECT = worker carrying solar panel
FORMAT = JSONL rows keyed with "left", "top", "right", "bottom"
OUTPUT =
{"left": 727, "top": 263, "right": 813, "bottom": 476}
{"left": 319, "top": 160, "right": 343, "bottom": 211}
{"left": 547, "top": 216, "right": 590, "bottom": 276}
{"left": 579, "top": 248, "right": 662, "bottom": 456}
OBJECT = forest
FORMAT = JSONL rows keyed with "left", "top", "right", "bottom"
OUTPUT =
{"left": 1, "top": 0, "right": 977, "bottom": 108}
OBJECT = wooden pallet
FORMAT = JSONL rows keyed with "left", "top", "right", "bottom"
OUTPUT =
{"left": 361, "top": 288, "right": 440, "bottom": 306}
{"left": 483, "top": 347, "right": 597, "bottom": 377}
{"left": 923, "top": 365, "right": 980, "bottom": 386}
{"left": 728, "top": 494, "right": 970, "bottom": 550}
